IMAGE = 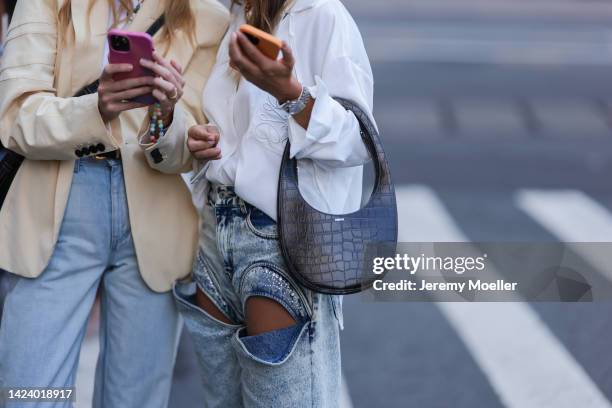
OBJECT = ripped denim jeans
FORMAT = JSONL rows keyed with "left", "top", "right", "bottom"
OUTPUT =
{"left": 173, "top": 185, "right": 344, "bottom": 408}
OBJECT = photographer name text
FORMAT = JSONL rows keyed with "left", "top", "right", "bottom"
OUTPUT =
{"left": 373, "top": 279, "right": 517, "bottom": 292}
{"left": 371, "top": 254, "right": 518, "bottom": 293}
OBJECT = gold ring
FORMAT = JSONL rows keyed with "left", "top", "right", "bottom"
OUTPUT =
{"left": 169, "top": 88, "right": 179, "bottom": 101}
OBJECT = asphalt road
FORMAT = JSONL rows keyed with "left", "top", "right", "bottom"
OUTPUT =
{"left": 1, "top": 1, "right": 605, "bottom": 407}
{"left": 339, "top": 2, "right": 612, "bottom": 407}
{"left": 164, "top": 2, "right": 612, "bottom": 408}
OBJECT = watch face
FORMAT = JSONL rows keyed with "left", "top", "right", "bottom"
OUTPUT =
{"left": 282, "top": 87, "right": 310, "bottom": 115}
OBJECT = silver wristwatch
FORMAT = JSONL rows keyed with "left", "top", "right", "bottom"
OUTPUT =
{"left": 278, "top": 86, "right": 312, "bottom": 116}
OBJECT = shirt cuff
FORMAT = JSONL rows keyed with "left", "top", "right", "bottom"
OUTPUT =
{"left": 286, "top": 76, "right": 336, "bottom": 158}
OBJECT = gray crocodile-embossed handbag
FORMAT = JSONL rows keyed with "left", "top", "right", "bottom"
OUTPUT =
{"left": 278, "top": 97, "right": 398, "bottom": 295}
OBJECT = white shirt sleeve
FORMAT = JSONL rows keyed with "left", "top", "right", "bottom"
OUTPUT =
{"left": 286, "top": 7, "right": 374, "bottom": 169}
{"left": 287, "top": 75, "right": 369, "bottom": 168}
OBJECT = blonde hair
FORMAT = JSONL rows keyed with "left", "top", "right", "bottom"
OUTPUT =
{"left": 58, "top": 0, "right": 195, "bottom": 45}
{"left": 231, "top": 0, "right": 289, "bottom": 34}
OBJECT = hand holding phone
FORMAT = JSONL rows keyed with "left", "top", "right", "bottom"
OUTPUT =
{"left": 97, "top": 63, "right": 155, "bottom": 123}
{"left": 99, "top": 30, "right": 186, "bottom": 124}
{"left": 107, "top": 29, "right": 156, "bottom": 105}
{"left": 230, "top": 27, "right": 302, "bottom": 104}
{"left": 239, "top": 24, "right": 283, "bottom": 60}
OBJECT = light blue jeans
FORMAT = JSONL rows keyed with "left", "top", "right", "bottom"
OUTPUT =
{"left": 0, "top": 158, "right": 181, "bottom": 408}
{"left": 173, "top": 185, "right": 343, "bottom": 408}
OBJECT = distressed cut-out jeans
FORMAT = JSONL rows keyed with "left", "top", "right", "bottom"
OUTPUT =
{"left": 173, "top": 185, "right": 344, "bottom": 408}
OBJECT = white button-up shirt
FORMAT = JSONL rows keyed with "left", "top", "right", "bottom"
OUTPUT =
{"left": 192, "top": 0, "right": 375, "bottom": 220}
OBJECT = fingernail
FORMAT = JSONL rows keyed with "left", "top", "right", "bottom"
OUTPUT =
{"left": 231, "top": 32, "right": 237, "bottom": 40}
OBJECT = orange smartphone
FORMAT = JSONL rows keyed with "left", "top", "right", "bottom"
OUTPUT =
{"left": 239, "top": 24, "right": 283, "bottom": 60}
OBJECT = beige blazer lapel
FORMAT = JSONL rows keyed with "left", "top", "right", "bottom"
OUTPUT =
{"left": 56, "top": 0, "right": 109, "bottom": 230}
{"left": 162, "top": 29, "right": 195, "bottom": 75}
{"left": 70, "top": 0, "right": 109, "bottom": 94}
{"left": 127, "top": 1, "right": 195, "bottom": 75}
{"left": 126, "top": 0, "right": 164, "bottom": 35}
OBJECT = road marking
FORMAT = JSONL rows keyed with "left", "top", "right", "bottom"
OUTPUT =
{"left": 340, "top": 376, "right": 354, "bottom": 408}
{"left": 396, "top": 185, "right": 466, "bottom": 243}
{"left": 359, "top": 23, "right": 612, "bottom": 65}
{"left": 439, "top": 302, "right": 612, "bottom": 408}
{"left": 517, "top": 189, "right": 612, "bottom": 279}
{"left": 517, "top": 190, "right": 612, "bottom": 242}
{"left": 365, "top": 36, "right": 612, "bottom": 66}
{"left": 346, "top": 0, "right": 612, "bottom": 20}
{"left": 396, "top": 185, "right": 612, "bottom": 408}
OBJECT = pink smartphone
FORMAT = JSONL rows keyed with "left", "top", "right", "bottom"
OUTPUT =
{"left": 107, "top": 29, "right": 156, "bottom": 105}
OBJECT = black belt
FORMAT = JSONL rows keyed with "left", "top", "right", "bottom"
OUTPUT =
{"left": 94, "top": 150, "right": 121, "bottom": 160}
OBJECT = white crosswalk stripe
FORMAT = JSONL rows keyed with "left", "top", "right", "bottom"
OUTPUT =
{"left": 396, "top": 185, "right": 612, "bottom": 408}
{"left": 516, "top": 190, "right": 612, "bottom": 242}
{"left": 340, "top": 377, "right": 354, "bottom": 408}
{"left": 517, "top": 189, "right": 612, "bottom": 280}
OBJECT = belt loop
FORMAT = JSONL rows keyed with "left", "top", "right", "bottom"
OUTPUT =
{"left": 73, "top": 159, "right": 81, "bottom": 174}
{"left": 207, "top": 185, "right": 216, "bottom": 207}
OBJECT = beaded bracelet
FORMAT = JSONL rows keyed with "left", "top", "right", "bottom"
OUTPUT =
{"left": 149, "top": 103, "right": 166, "bottom": 144}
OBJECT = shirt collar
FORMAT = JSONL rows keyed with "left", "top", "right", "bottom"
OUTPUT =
{"left": 231, "top": 0, "right": 327, "bottom": 21}
{"left": 286, "top": 0, "right": 328, "bottom": 14}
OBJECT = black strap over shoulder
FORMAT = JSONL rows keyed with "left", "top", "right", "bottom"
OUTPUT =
{"left": 74, "top": 14, "right": 166, "bottom": 98}
{"left": 146, "top": 15, "right": 166, "bottom": 38}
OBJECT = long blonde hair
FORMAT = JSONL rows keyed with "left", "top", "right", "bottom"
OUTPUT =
{"left": 58, "top": 0, "right": 195, "bottom": 44}
{"left": 231, "top": 0, "right": 289, "bottom": 34}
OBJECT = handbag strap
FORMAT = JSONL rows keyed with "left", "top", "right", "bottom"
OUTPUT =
{"left": 281, "top": 97, "right": 392, "bottom": 203}
{"left": 73, "top": 15, "right": 166, "bottom": 98}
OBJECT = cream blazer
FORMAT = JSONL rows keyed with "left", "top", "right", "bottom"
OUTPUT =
{"left": 0, "top": 0, "right": 229, "bottom": 292}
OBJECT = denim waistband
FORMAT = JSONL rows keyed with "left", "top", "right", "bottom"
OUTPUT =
{"left": 74, "top": 157, "right": 122, "bottom": 173}
{"left": 78, "top": 157, "right": 122, "bottom": 166}
{"left": 207, "top": 184, "right": 247, "bottom": 211}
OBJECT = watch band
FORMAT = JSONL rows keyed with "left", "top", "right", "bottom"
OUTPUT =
{"left": 279, "top": 86, "right": 311, "bottom": 116}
